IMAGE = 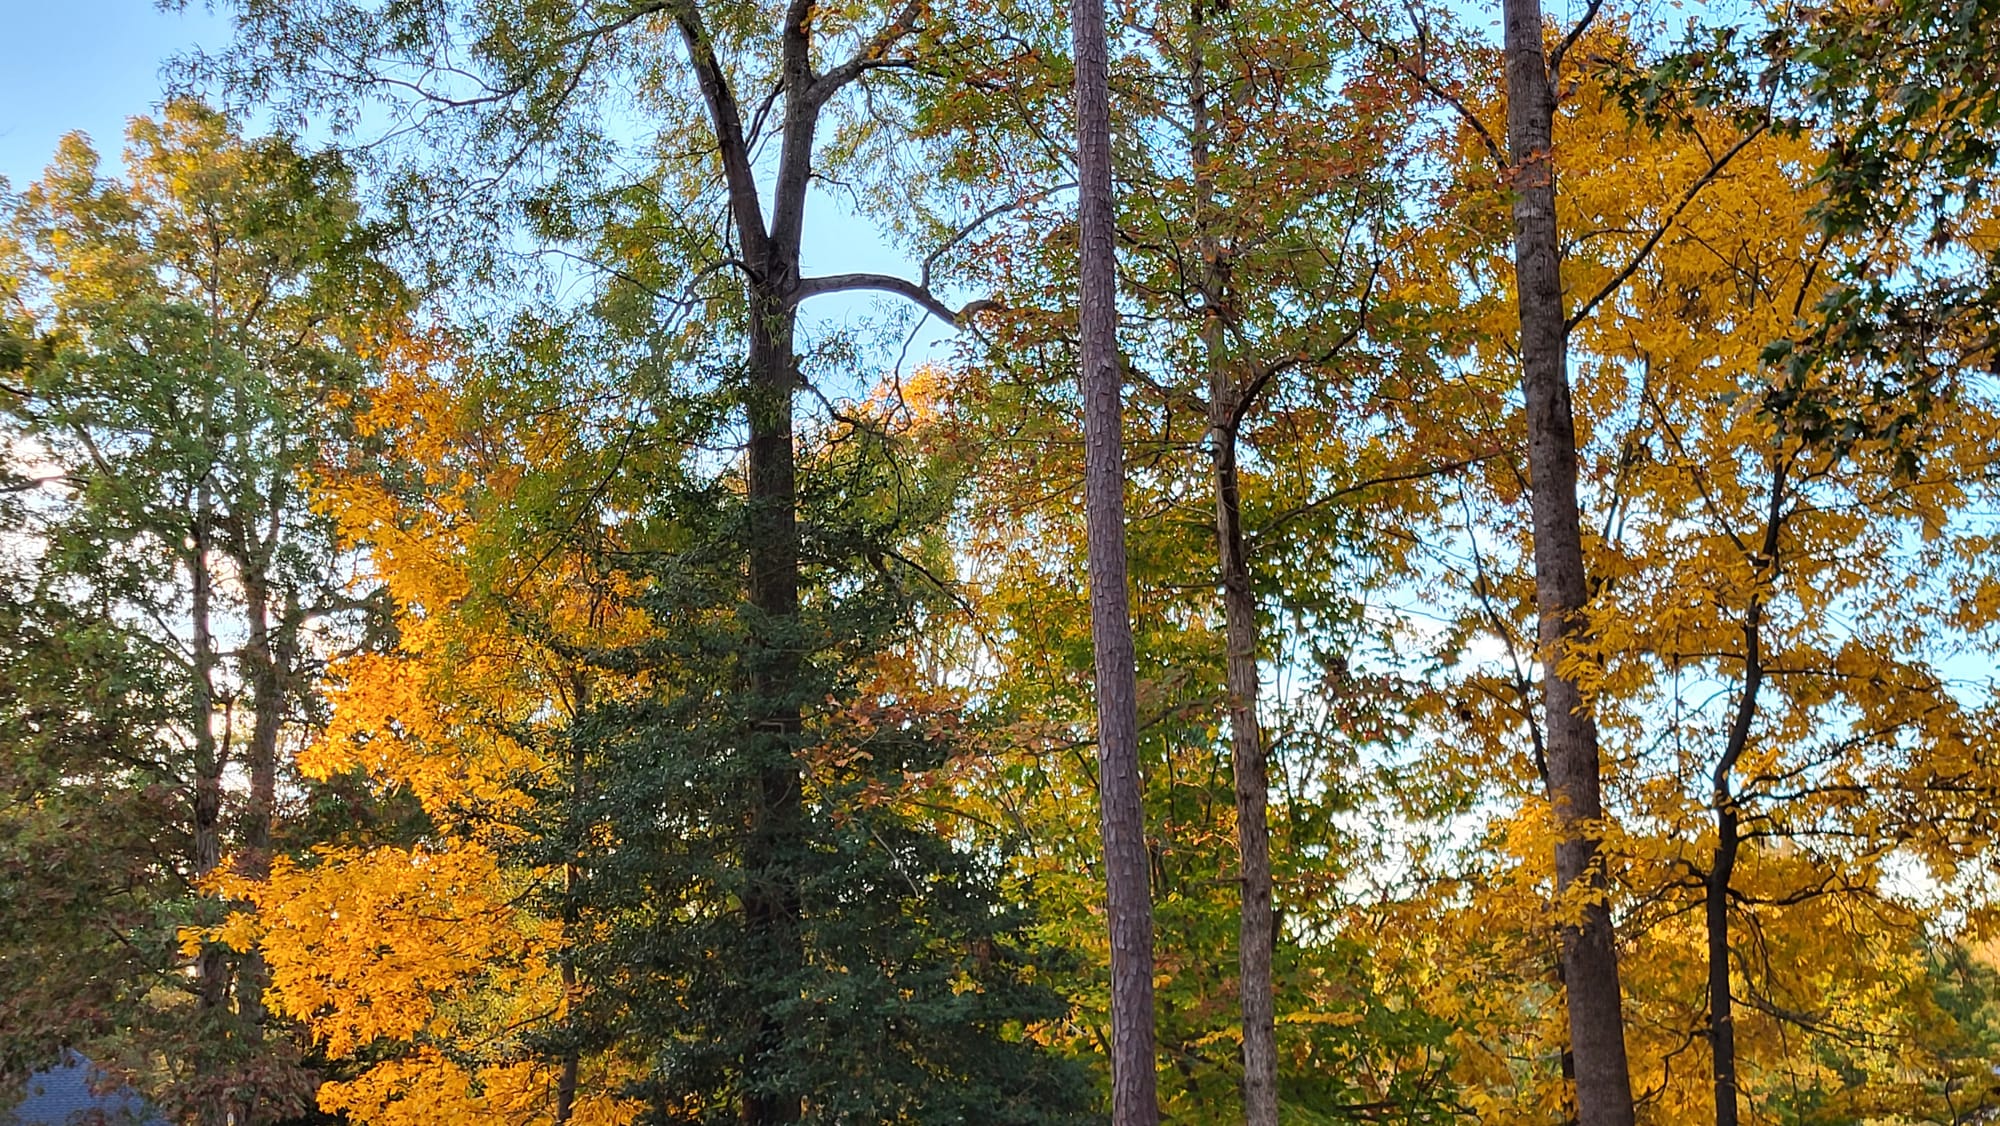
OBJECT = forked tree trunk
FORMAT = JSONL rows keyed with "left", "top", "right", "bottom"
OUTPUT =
{"left": 677, "top": 6, "right": 812, "bottom": 1119}
{"left": 1498, "top": 1, "right": 1636, "bottom": 1122}
{"left": 1186, "top": 7, "right": 1279, "bottom": 1120}
{"left": 1070, "top": 0, "right": 1162, "bottom": 1118}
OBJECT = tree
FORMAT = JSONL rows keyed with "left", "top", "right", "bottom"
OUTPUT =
{"left": 194, "top": 1, "right": 1100, "bottom": 1114}
{"left": 914, "top": 0, "right": 1440, "bottom": 1114}
{"left": 238, "top": 316, "right": 1095, "bottom": 1125}
{"left": 0, "top": 99, "right": 402, "bottom": 1123}
{"left": 191, "top": 2, "right": 1112, "bottom": 1120}
{"left": 222, "top": 325, "right": 651, "bottom": 1126}
{"left": 548, "top": 356, "right": 1096, "bottom": 1123}
{"left": 1065, "top": 0, "right": 1163, "bottom": 1111}
{"left": 1494, "top": 4, "right": 1639, "bottom": 1120}
{"left": 1174, "top": 11, "right": 1406, "bottom": 1120}
{"left": 1361, "top": 19, "right": 2000, "bottom": 1122}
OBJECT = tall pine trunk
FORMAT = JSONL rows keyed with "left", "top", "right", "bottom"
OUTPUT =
{"left": 1187, "top": 7, "right": 1279, "bottom": 1120}
{"left": 1070, "top": 0, "right": 1161, "bottom": 1120}
{"left": 1498, "top": 2, "right": 1636, "bottom": 1122}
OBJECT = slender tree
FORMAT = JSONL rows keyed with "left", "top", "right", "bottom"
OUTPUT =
{"left": 1069, "top": 0, "right": 1161, "bottom": 1115}
{"left": 1186, "top": 12, "right": 1278, "bottom": 1119}
{"left": 1496, "top": 2, "right": 1636, "bottom": 1122}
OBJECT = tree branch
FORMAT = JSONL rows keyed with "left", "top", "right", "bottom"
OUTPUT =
{"left": 672, "top": 1, "right": 771, "bottom": 264}
{"left": 1548, "top": 0, "right": 1609, "bottom": 78}
{"left": 1565, "top": 116, "right": 1769, "bottom": 333}
{"left": 790, "top": 272, "right": 997, "bottom": 325}
{"left": 811, "top": 0, "right": 929, "bottom": 104}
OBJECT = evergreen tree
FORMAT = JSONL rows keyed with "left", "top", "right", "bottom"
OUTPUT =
{"left": 538, "top": 372, "right": 1095, "bottom": 1123}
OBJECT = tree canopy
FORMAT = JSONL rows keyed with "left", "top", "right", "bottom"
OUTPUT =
{"left": 5, "top": 1, "right": 2000, "bottom": 1124}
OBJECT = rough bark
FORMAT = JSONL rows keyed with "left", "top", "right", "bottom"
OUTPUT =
{"left": 1071, "top": 0, "right": 1161, "bottom": 1119}
{"left": 1213, "top": 413, "right": 1280, "bottom": 1126}
{"left": 228, "top": 548, "right": 294, "bottom": 1126}
{"left": 676, "top": 6, "right": 810, "bottom": 1120}
{"left": 1187, "top": 8, "right": 1279, "bottom": 1120}
{"left": 234, "top": 553, "right": 295, "bottom": 1036}
{"left": 1498, "top": 2, "right": 1636, "bottom": 1122}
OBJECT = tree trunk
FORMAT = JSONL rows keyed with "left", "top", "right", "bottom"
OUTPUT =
{"left": 1071, "top": 0, "right": 1161, "bottom": 1120}
{"left": 675, "top": 7, "right": 812, "bottom": 1118}
{"left": 1498, "top": 3, "right": 1636, "bottom": 1123}
{"left": 556, "top": 1051, "right": 580, "bottom": 1125}
{"left": 187, "top": 504, "right": 231, "bottom": 1126}
{"left": 235, "top": 567, "right": 294, "bottom": 1035}
{"left": 1213, "top": 417, "right": 1280, "bottom": 1126}
{"left": 227, "top": 558, "right": 293, "bottom": 1126}
{"left": 735, "top": 270, "right": 807, "bottom": 1126}
{"left": 1186, "top": 9, "right": 1279, "bottom": 1120}
{"left": 1706, "top": 807, "right": 1740, "bottom": 1126}
{"left": 557, "top": 671, "right": 591, "bottom": 1126}
{"left": 1709, "top": 474, "right": 1778, "bottom": 1126}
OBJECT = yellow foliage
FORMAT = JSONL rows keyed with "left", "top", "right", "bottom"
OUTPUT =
{"left": 228, "top": 329, "right": 657, "bottom": 1122}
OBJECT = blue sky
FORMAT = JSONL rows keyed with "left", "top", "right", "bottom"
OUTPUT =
{"left": 0, "top": 0, "right": 959, "bottom": 373}
{"left": 0, "top": 1, "right": 228, "bottom": 186}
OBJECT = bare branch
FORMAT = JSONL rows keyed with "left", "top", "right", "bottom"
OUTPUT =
{"left": 1548, "top": 0, "right": 1609, "bottom": 77}
{"left": 790, "top": 272, "right": 997, "bottom": 325}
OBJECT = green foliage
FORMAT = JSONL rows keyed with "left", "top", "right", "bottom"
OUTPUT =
{"left": 0, "top": 573, "right": 184, "bottom": 1071}
{"left": 0, "top": 98, "right": 404, "bottom": 1121}
{"left": 10, "top": 4, "right": 2000, "bottom": 1125}
{"left": 540, "top": 398, "right": 1096, "bottom": 1124}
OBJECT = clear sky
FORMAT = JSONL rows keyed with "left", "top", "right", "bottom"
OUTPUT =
{"left": 0, "top": 1, "right": 229, "bottom": 186}
{"left": 0, "top": 0, "right": 958, "bottom": 372}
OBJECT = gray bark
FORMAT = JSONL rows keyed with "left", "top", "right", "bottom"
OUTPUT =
{"left": 1070, "top": 0, "right": 1161, "bottom": 1119}
{"left": 1498, "top": 2, "right": 1636, "bottom": 1122}
{"left": 1187, "top": 8, "right": 1278, "bottom": 1120}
